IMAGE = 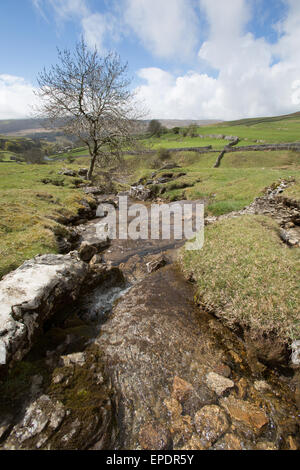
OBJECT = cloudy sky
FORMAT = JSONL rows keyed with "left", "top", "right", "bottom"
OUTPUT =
{"left": 1, "top": 0, "right": 300, "bottom": 120}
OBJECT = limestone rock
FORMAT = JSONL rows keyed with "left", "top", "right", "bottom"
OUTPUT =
{"left": 76, "top": 223, "right": 110, "bottom": 252}
{"left": 4, "top": 395, "right": 65, "bottom": 449}
{"left": 220, "top": 397, "right": 268, "bottom": 432}
{"left": 194, "top": 405, "right": 229, "bottom": 447}
{"left": 59, "top": 168, "right": 77, "bottom": 177}
{"left": 291, "top": 340, "right": 300, "bottom": 365}
{"left": 146, "top": 254, "right": 168, "bottom": 274}
{"left": 0, "top": 253, "right": 89, "bottom": 371}
{"left": 60, "top": 352, "right": 86, "bottom": 367}
{"left": 130, "top": 185, "right": 152, "bottom": 201}
{"left": 206, "top": 372, "right": 234, "bottom": 396}
{"left": 83, "top": 186, "right": 103, "bottom": 196}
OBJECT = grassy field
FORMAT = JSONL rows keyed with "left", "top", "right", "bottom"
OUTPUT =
{"left": 0, "top": 160, "right": 93, "bottom": 279}
{"left": 138, "top": 112, "right": 300, "bottom": 150}
{"left": 128, "top": 149, "right": 300, "bottom": 214}
{"left": 181, "top": 215, "right": 300, "bottom": 345}
{"left": 1, "top": 111, "right": 299, "bottom": 279}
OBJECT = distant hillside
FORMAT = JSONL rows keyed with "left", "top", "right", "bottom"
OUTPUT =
{"left": 156, "top": 119, "right": 223, "bottom": 129}
{"left": 224, "top": 111, "right": 300, "bottom": 127}
{"left": 0, "top": 118, "right": 222, "bottom": 136}
{"left": 0, "top": 112, "right": 299, "bottom": 138}
{"left": 0, "top": 118, "right": 48, "bottom": 135}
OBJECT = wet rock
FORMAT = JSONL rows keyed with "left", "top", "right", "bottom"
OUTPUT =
{"left": 213, "top": 363, "right": 231, "bottom": 378}
{"left": 4, "top": 395, "right": 65, "bottom": 449}
{"left": 220, "top": 397, "right": 268, "bottom": 433}
{"left": 164, "top": 397, "right": 182, "bottom": 418}
{"left": 0, "top": 253, "right": 89, "bottom": 371}
{"left": 76, "top": 223, "right": 110, "bottom": 252}
{"left": 89, "top": 254, "right": 103, "bottom": 266}
{"left": 0, "top": 419, "right": 12, "bottom": 442}
{"left": 180, "top": 435, "right": 205, "bottom": 450}
{"left": 96, "top": 266, "right": 236, "bottom": 449}
{"left": 146, "top": 254, "right": 168, "bottom": 273}
{"left": 254, "top": 380, "right": 271, "bottom": 393}
{"left": 181, "top": 390, "right": 215, "bottom": 416}
{"left": 255, "top": 441, "right": 277, "bottom": 450}
{"left": 286, "top": 435, "right": 298, "bottom": 450}
{"left": 30, "top": 374, "right": 44, "bottom": 397}
{"left": 170, "top": 414, "right": 193, "bottom": 448}
{"left": 194, "top": 405, "right": 229, "bottom": 448}
{"left": 79, "top": 241, "right": 97, "bottom": 263}
{"left": 52, "top": 372, "right": 65, "bottom": 385}
{"left": 206, "top": 372, "right": 234, "bottom": 396}
{"left": 213, "top": 433, "right": 243, "bottom": 450}
{"left": 56, "top": 237, "right": 72, "bottom": 254}
{"left": 139, "top": 423, "right": 172, "bottom": 450}
{"left": 60, "top": 352, "right": 86, "bottom": 367}
{"left": 171, "top": 376, "right": 193, "bottom": 403}
{"left": 236, "top": 378, "right": 248, "bottom": 399}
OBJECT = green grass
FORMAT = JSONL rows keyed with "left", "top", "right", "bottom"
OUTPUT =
{"left": 181, "top": 215, "right": 300, "bottom": 344}
{"left": 127, "top": 149, "right": 300, "bottom": 214}
{"left": 136, "top": 112, "right": 300, "bottom": 152}
{"left": 0, "top": 161, "right": 94, "bottom": 279}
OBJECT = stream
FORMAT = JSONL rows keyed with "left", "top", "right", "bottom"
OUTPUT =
{"left": 0, "top": 197, "right": 299, "bottom": 450}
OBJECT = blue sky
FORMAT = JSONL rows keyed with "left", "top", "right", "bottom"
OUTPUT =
{"left": 0, "top": 0, "right": 300, "bottom": 120}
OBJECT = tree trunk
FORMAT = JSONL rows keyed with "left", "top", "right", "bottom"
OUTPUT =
{"left": 87, "top": 153, "right": 97, "bottom": 180}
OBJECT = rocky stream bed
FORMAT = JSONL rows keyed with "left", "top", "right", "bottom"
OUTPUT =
{"left": 0, "top": 177, "right": 299, "bottom": 450}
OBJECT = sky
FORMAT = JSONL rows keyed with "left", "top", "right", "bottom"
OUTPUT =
{"left": 0, "top": 0, "right": 300, "bottom": 120}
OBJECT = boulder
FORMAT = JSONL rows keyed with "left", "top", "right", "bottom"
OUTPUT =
{"left": 3, "top": 395, "right": 66, "bottom": 449}
{"left": 78, "top": 241, "right": 97, "bottom": 262}
{"left": 0, "top": 253, "right": 89, "bottom": 371}
{"left": 146, "top": 254, "right": 168, "bottom": 273}
{"left": 59, "top": 168, "right": 77, "bottom": 177}
{"left": 220, "top": 397, "right": 268, "bottom": 433}
{"left": 194, "top": 405, "right": 229, "bottom": 447}
{"left": 78, "top": 168, "right": 88, "bottom": 177}
{"left": 83, "top": 186, "right": 103, "bottom": 196}
{"left": 206, "top": 372, "right": 234, "bottom": 396}
{"left": 129, "top": 185, "right": 152, "bottom": 201}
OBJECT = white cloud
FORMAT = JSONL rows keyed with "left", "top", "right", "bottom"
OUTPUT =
{"left": 0, "top": 75, "right": 39, "bottom": 119}
{"left": 33, "top": 0, "right": 112, "bottom": 54}
{"left": 48, "top": 0, "right": 89, "bottom": 20}
{"left": 123, "top": 0, "right": 199, "bottom": 60}
{"left": 136, "top": 0, "right": 300, "bottom": 119}
{"left": 81, "top": 13, "right": 109, "bottom": 52}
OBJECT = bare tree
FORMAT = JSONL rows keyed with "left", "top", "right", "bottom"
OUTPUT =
{"left": 35, "top": 38, "right": 141, "bottom": 180}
